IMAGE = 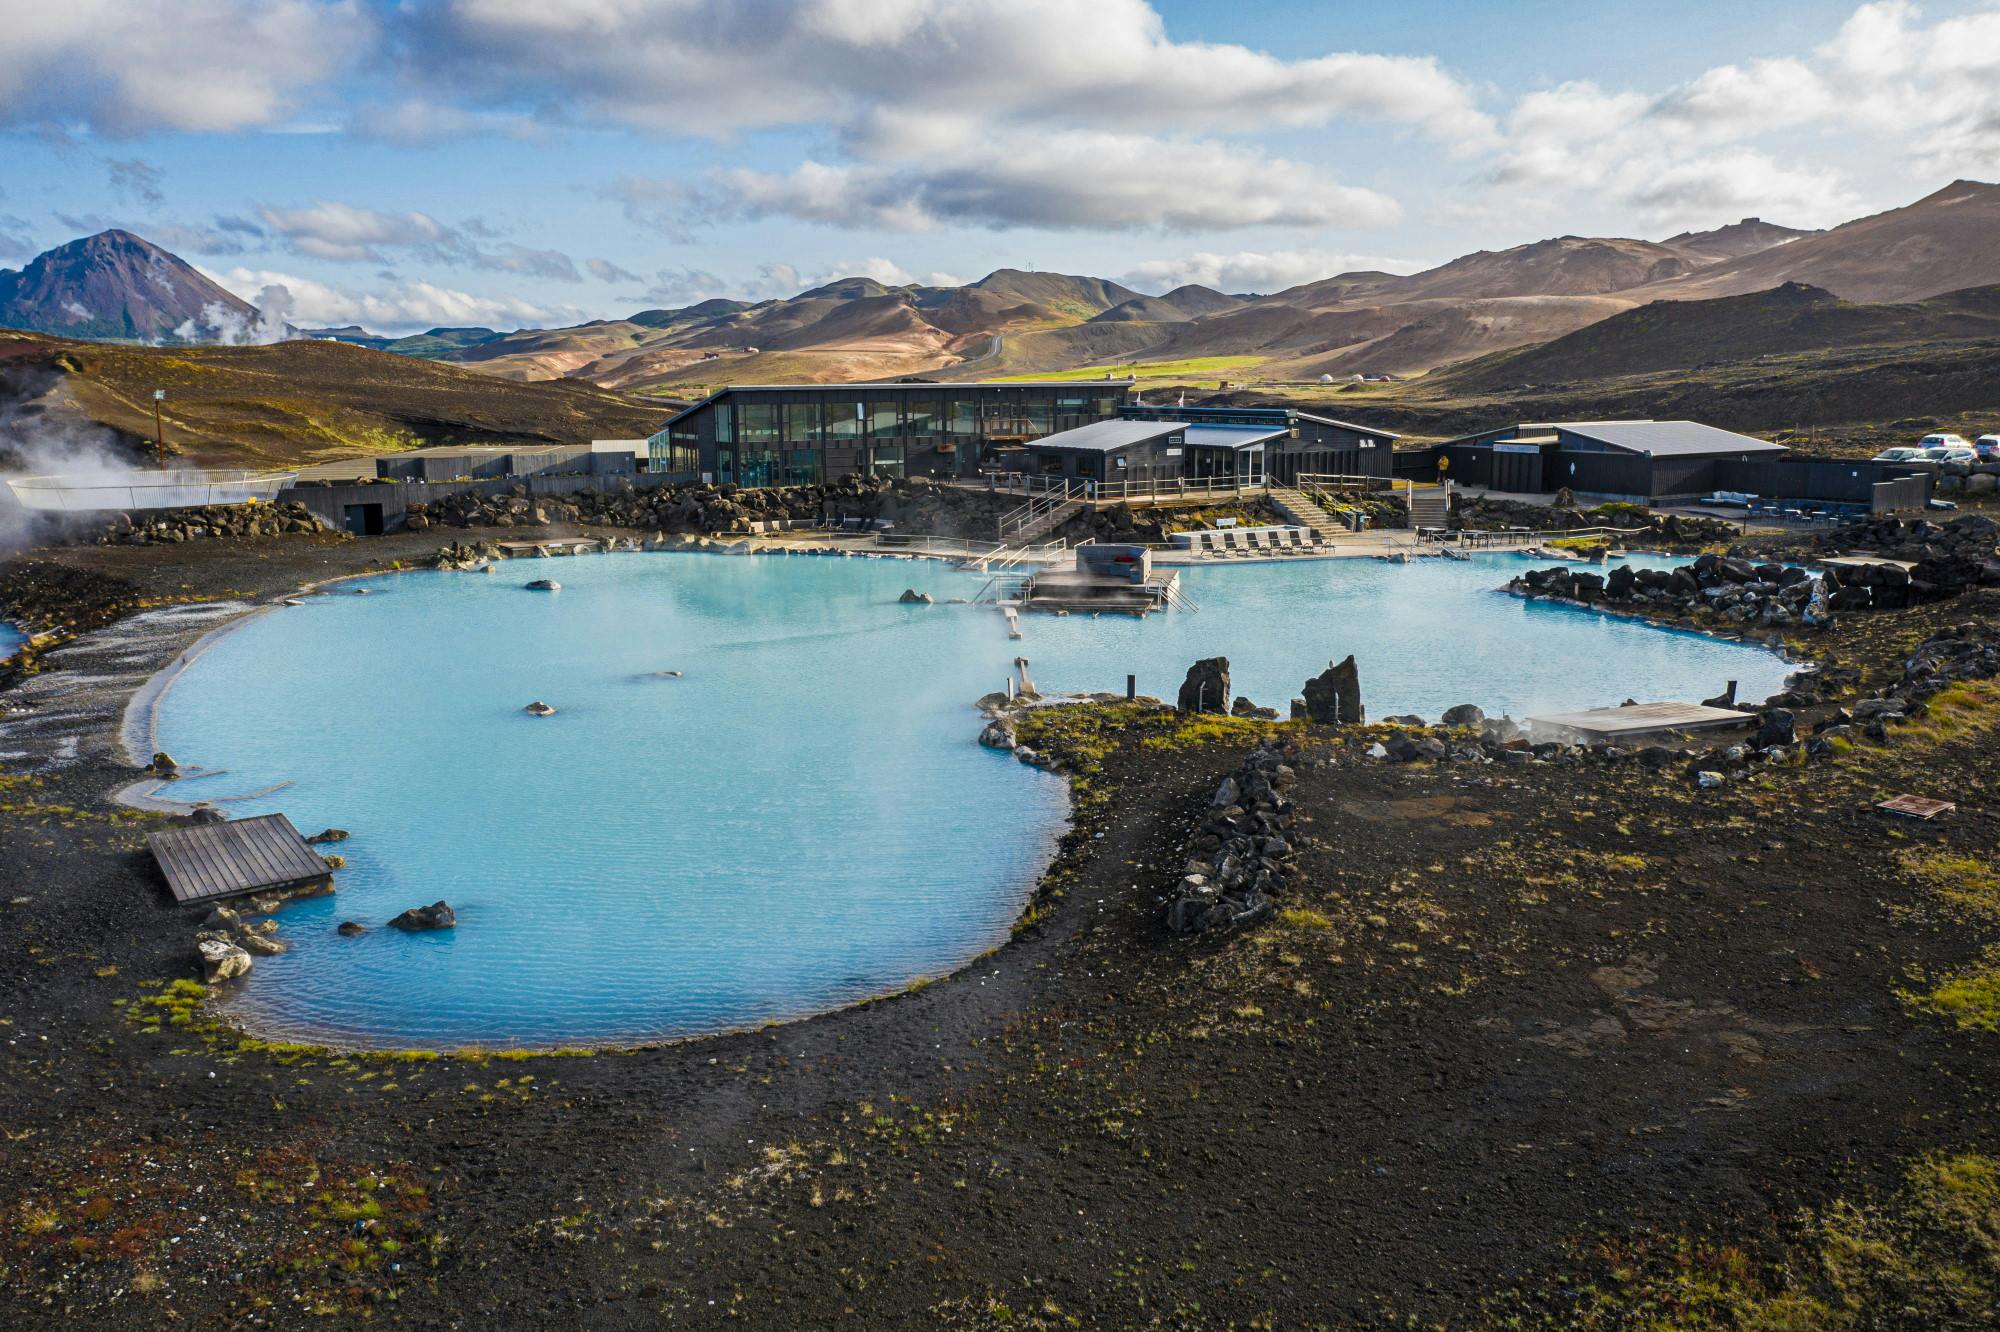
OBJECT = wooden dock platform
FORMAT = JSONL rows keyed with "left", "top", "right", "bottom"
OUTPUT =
{"left": 1525, "top": 701, "right": 1753, "bottom": 743}
{"left": 147, "top": 813, "right": 332, "bottom": 907}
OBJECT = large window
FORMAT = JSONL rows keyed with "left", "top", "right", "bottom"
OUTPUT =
{"left": 646, "top": 426, "right": 699, "bottom": 474}
{"left": 869, "top": 401, "right": 900, "bottom": 439}
{"left": 740, "top": 402, "right": 779, "bottom": 445}
{"left": 948, "top": 399, "right": 978, "bottom": 435}
{"left": 714, "top": 401, "right": 734, "bottom": 444}
{"left": 907, "top": 399, "right": 939, "bottom": 437}
{"left": 717, "top": 449, "right": 735, "bottom": 485}
{"left": 783, "top": 449, "right": 822, "bottom": 486}
{"left": 868, "top": 443, "right": 905, "bottom": 480}
{"left": 738, "top": 449, "right": 780, "bottom": 488}
{"left": 826, "top": 401, "right": 864, "bottom": 441}
{"left": 783, "top": 403, "right": 818, "bottom": 444}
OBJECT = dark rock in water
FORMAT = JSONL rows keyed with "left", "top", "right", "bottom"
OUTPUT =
{"left": 388, "top": 901, "right": 456, "bottom": 932}
{"left": 189, "top": 804, "right": 226, "bottom": 824}
{"left": 1701, "top": 681, "right": 1739, "bottom": 709}
{"left": 523, "top": 700, "right": 557, "bottom": 716}
{"left": 1439, "top": 703, "right": 1485, "bottom": 729}
{"left": 1756, "top": 708, "right": 1797, "bottom": 748}
{"left": 337, "top": 921, "right": 367, "bottom": 936}
{"left": 1230, "top": 696, "right": 1278, "bottom": 719}
{"left": 1177, "top": 657, "right": 1230, "bottom": 714}
{"left": 1301, "top": 655, "right": 1364, "bottom": 725}
{"left": 1382, "top": 714, "right": 1424, "bottom": 726}
{"left": 305, "top": 828, "right": 349, "bottom": 844}
{"left": 897, "top": 588, "right": 934, "bottom": 605}
{"left": 525, "top": 579, "right": 561, "bottom": 591}
{"left": 149, "top": 751, "right": 178, "bottom": 776}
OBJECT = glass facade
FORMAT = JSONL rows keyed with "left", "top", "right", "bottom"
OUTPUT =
{"left": 868, "top": 443, "right": 904, "bottom": 479}
{"left": 657, "top": 383, "right": 1134, "bottom": 488}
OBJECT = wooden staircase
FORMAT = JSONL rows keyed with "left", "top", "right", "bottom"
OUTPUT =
{"left": 1265, "top": 485, "right": 1346, "bottom": 540}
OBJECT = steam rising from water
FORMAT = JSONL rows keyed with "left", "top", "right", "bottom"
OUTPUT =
{"left": 0, "top": 399, "right": 146, "bottom": 552}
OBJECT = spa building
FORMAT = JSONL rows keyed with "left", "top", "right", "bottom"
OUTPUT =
{"left": 648, "top": 383, "right": 1397, "bottom": 489}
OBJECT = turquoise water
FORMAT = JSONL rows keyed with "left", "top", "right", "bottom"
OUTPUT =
{"left": 155, "top": 550, "right": 1793, "bottom": 1047}
{"left": 0, "top": 622, "right": 22, "bottom": 658}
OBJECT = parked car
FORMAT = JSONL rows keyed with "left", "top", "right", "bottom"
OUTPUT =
{"left": 1976, "top": 434, "right": 2000, "bottom": 461}
{"left": 1918, "top": 433, "right": 1972, "bottom": 449}
{"left": 1924, "top": 446, "right": 1979, "bottom": 465}
{"left": 1872, "top": 446, "right": 1929, "bottom": 462}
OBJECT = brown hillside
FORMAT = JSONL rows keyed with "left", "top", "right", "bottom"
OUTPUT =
{"left": 0, "top": 330, "right": 667, "bottom": 470}
{"left": 1642, "top": 180, "right": 2000, "bottom": 303}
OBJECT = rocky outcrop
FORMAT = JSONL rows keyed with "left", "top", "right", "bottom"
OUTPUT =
{"left": 1178, "top": 658, "right": 1230, "bottom": 714}
{"left": 1167, "top": 739, "right": 1297, "bottom": 935}
{"left": 1300, "top": 656, "right": 1364, "bottom": 725}
{"left": 389, "top": 901, "right": 456, "bottom": 931}
{"left": 522, "top": 701, "right": 556, "bottom": 716}
{"left": 1515, "top": 553, "right": 1825, "bottom": 628}
{"left": 898, "top": 588, "right": 933, "bottom": 605}
{"left": 197, "top": 936, "right": 253, "bottom": 983}
{"left": 524, "top": 578, "right": 561, "bottom": 591}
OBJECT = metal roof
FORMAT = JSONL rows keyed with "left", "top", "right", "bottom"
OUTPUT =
{"left": 1026, "top": 419, "right": 1288, "bottom": 454}
{"left": 1544, "top": 420, "right": 1787, "bottom": 457}
{"left": 1294, "top": 412, "right": 1402, "bottom": 440}
{"left": 1183, "top": 424, "right": 1288, "bottom": 450}
{"left": 1026, "top": 418, "right": 1188, "bottom": 453}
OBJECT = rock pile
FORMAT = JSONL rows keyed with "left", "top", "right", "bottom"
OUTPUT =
{"left": 90, "top": 502, "right": 326, "bottom": 546}
{"left": 1167, "top": 738, "right": 1298, "bottom": 934}
{"left": 1817, "top": 515, "right": 2000, "bottom": 605}
{"left": 1514, "top": 553, "right": 1824, "bottom": 629}
{"left": 403, "top": 474, "right": 1018, "bottom": 539}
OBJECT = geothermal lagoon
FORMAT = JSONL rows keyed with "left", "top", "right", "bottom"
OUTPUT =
{"left": 152, "top": 551, "right": 1795, "bottom": 1047}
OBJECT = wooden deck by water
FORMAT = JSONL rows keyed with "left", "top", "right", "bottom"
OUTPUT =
{"left": 1525, "top": 701, "right": 1753, "bottom": 742}
{"left": 147, "top": 813, "right": 331, "bottom": 907}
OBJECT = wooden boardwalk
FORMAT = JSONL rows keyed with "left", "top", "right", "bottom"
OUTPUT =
{"left": 147, "top": 814, "right": 332, "bottom": 907}
{"left": 1525, "top": 701, "right": 1753, "bottom": 742}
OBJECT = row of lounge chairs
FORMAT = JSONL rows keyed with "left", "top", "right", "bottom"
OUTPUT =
{"left": 1185, "top": 528, "right": 1327, "bottom": 558}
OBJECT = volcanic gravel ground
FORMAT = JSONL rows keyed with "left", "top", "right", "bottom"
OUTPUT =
{"left": 1, "top": 532, "right": 1997, "bottom": 1327}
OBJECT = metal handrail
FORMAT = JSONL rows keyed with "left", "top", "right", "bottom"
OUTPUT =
{"left": 997, "top": 479, "right": 1084, "bottom": 540}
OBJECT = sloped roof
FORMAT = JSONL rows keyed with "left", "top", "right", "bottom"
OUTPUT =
{"left": 1184, "top": 424, "right": 1289, "bottom": 450}
{"left": 1547, "top": 420, "right": 1786, "bottom": 457}
{"left": 1029, "top": 419, "right": 1288, "bottom": 453}
{"left": 1027, "top": 418, "right": 1186, "bottom": 452}
{"left": 1295, "top": 412, "right": 1402, "bottom": 439}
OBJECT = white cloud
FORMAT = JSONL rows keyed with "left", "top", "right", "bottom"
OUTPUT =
{"left": 254, "top": 199, "right": 580, "bottom": 280}
{"left": 413, "top": 0, "right": 1494, "bottom": 151}
{"left": 258, "top": 201, "right": 453, "bottom": 263}
{"left": 1481, "top": 2, "right": 2000, "bottom": 231}
{"left": 0, "top": 0, "right": 367, "bottom": 134}
{"left": 626, "top": 133, "right": 1399, "bottom": 235}
{"left": 586, "top": 257, "right": 643, "bottom": 284}
{"left": 205, "top": 265, "right": 567, "bottom": 335}
{"left": 1120, "top": 249, "right": 1423, "bottom": 296}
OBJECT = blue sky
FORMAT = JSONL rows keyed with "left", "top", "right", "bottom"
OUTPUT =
{"left": 3, "top": 0, "right": 1997, "bottom": 334}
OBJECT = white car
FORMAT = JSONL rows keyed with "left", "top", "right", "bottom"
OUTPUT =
{"left": 1976, "top": 434, "right": 2000, "bottom": 461}
{"left": 1917, "top": 433, "right": 1971, "bottom": 449}
{"left": 1924, "top": 446, "right": 1978, "bottom": 465}
{"left": 1873, "top": 446, "right": 1928, "bottom": 462}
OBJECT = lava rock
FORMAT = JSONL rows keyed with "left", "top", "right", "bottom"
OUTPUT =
{"left": 1301, "top": 655, "right": 1364, "bottom": 725}
{"left": 1177, "top": 657, "right": 1231, "bottom": 714}
{"left": 388, "top": 901, "right": 457, "bottom": 932}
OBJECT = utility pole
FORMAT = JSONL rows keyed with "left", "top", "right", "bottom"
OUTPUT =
{"left": 152, "top": 389, "right": 167, "bottom": 470}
